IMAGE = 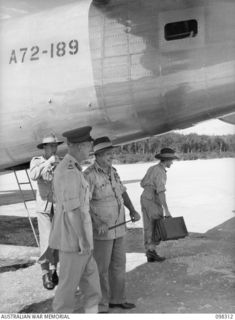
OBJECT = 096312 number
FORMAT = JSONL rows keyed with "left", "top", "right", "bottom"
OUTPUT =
{"left": 9, "top": 39, "right": 79, "bottom": 64}
{"left": 215, "top": 315, "right": 234, "bottom": 320}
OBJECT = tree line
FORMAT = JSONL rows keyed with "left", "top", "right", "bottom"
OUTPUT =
{"left": 114, "top": 133, "right": 235, "bottom": 163}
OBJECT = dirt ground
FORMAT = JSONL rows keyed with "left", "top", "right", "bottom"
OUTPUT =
{"left": 0, "top": 216, "right": 235, "bottom": 314}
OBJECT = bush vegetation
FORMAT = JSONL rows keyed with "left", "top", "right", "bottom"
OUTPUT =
{"left": 113, "top": 133, "right": 235, "bottom": 163}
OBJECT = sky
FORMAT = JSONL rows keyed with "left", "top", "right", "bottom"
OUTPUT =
{"left": 175, "top": 119, "right": 235, "bottom": 136}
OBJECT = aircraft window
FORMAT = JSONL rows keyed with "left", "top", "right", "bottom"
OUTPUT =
{"left": 164, "top": 19, "right": 198, "bottom": 41}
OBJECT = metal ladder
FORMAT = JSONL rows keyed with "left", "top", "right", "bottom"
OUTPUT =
{"left": 13, "top": 169, "right": 39, "bottom": 247}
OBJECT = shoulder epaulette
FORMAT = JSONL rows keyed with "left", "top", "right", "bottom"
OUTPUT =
{"left": 84, "top": 164, "right": 95, "bottom": 174}
{"left": 31, "top": 156, "right": 44, "bottom": 162}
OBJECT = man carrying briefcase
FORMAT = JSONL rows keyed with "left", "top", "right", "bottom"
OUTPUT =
{"left": 140, "top": 148, "right": 179, "bottom": 262}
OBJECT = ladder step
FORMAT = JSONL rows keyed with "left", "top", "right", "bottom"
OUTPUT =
{"left": 18, "top": 182, "right": 32, "bottom": 185}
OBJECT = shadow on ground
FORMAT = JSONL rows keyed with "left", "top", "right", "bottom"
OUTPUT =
{"left": 0, "top": 215, "right": 39, "bottom": 247}
{"left": 20, "top": 299, "right": 53, "bottom": 314}
{"left": 7, "top": 218, "right": 232, "bottom": 313}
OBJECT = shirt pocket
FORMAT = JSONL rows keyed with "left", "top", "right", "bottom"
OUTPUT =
{"left": 94, "top": 182, "right": 112, "bottom": 200}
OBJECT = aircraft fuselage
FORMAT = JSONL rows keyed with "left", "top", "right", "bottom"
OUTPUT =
{"left": 1, "top": 0, "right": 235, "bottom": 170}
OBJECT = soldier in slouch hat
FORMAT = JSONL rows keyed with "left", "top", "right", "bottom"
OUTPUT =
{"left": 29, "top": 133, "right": 63, "bottom": 290}
{"left": 84, "top": 136, "right": 141, "bottom": 313}
{"left": 140, "top": 147, "right": 179, "bottom": 262}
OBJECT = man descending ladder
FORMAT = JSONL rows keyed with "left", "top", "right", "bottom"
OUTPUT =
{"left": 29, "top": 133, "right": 64, "bottom": 290}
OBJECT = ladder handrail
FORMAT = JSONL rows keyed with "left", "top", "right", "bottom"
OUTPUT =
{"left": 25, "top": 169, "right": 36, "bottom": 199}
{"left": 13, "top": 170, "right": 39, "bottom": 247}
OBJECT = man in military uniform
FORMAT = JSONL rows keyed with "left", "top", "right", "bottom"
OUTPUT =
{"left": 84, "top": 136, "right": 141, "bottom": 313}
{"left": 49, "top": 126, "right": 101, "bottom": 313}
{"left": 29, "top": 133, "right": 63, "bottom": 290}
{"left": 140, "top": 147, "right": 179, "bottom": 262}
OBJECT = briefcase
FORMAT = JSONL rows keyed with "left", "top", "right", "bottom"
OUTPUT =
{"left": 153, "top": 216, "right": 188, "bottom": 241}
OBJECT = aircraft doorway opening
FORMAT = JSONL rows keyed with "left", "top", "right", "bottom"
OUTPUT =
{"left": 164, "top": 19, "right": 198, "bottom": 41}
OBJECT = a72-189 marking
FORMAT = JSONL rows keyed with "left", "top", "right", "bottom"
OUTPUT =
{"left": 9, "top": 39, "right": 79, "bottom": 64}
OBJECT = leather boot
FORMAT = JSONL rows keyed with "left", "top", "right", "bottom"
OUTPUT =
{"left": 146, "top": 250, "right": 166, "bottom": 262}
{"left": 50, "top": 270, "right": 59, "bottom": 286}
{"left": 42, "top": 272, "right": 55, "bottom": 290}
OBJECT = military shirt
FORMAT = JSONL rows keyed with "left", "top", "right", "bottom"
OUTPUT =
{"left": 84, "top": 161, "right": 127, "bottom": 240}
{"left": 29, "top": 156, "right": 56, "bottom": 213}
{"left": 49, "top": 154, "right": 93, "bottom": 253}
{"left": 140, "top": 162, "right": 167, "bottom": 203}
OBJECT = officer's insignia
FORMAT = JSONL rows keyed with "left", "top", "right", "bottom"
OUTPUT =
{"left": 67, "top": 161, "right": 74, "bottom": 169}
